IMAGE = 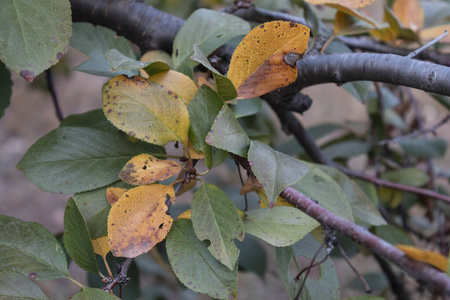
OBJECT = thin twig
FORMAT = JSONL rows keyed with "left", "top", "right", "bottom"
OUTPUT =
{"left": 375, "top": 114, "right": 450, "bottom": 146}
{"left": 101, "top": 258, "right": 133, "bottom": 293}
{"left": 45, "top": 69, "right": 63, "bottom": 121}
{"left": 294, "top": 243, "right": 326, "bottom": 300}
{"left": 235, "top": 161, "right": 248, "bottom": 211}
{"left": 407, "top": 31, "right": 448, "bottom": 58}
{"left": 337, "top": 242, "right": 371, "bottom": 293}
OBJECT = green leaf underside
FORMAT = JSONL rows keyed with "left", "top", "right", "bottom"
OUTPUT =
{"left": 243, "top": 207, "right": 319, "bottom": 246}
{"left": 229, "top": 98, "right": 262, "bottom": 118}
{"left": 70, "top": 23, "right": 136, "bottom": 77}
{"left": 191, "top": 45, "right": 237, "bottom": 101}
{"left": 63, "top": 198, "right": 99, "bottom": 274}
{"left": 0, "top": 270, "right": 48, "bottom": 300}
{"left": 166, "top": 219, "right": 238, "bottom": 300}
{"left": 0, "top": 215, "right": 69, "bottom": 280}
{"left": 105, "top": 49, "right": 171, "bottom": 75}
{"left": 248, "top": 141, "right": 309, "bottom": 206}
{"left": 381, "top": 168, "right": 429, "bottom": 187}
{"left": 102, "top": 75, "right": 189, "bottom": 146}
{"left": 0, "top": 62, "right": 12, "bottom": 119}
{"left": 172, "top": 8, "right": 250, "bottom": 73}
{"left": 191, "top": 184, "right": 244, "bottom": 270}
{"left": 17, "top": 126, "right": 145, "bottom": 194}
{"left": 71, "top": 287, "right": 120, "bottom": 299}
{"left": 315, "top": 165, "right": 386, "bottom": 226}
{"left": 188, "top": 85, "right": 227, "bottom": 169}
{"left": 276, "top": 234, "right": 340, "bottom": 300}
{"left": 205, "top": 104, "right": 250, "bottom": 157}
{"left": 0, "top": 0, "right": 72, "bottom": 81}
{"left": 293, "top": 163, "right": 354, "bottom": 221}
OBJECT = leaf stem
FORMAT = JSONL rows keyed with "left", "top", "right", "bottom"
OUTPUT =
{"left": 67, "top": 276, "right": 84, "bottom": 288}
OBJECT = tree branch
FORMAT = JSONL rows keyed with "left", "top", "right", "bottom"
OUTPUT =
{"left": 281, "top": 187, "right": 450, "bottom": 297}
{"left": 70, "top": 0, "right": 183, "bottom": 53}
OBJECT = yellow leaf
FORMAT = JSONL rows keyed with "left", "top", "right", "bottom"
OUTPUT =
{"left": 420, "top": 25, "right": 450, "bottom": 43}
{"left": 227, "top": 21, "right": 309, "bottom": 99}
{"left": 396, "top": 244, "right": 447, "bottom": 272}
{"left": 305, "top": 0, "right": 376, "bottom": 9}
{"left": 379, "top": 187, "right": 403, "bottom": 208}
{"left": 92, "top": 236, "right": 111, "bottom": 257}
{"left": 119, "top": 154, "right": 181, "bottom": 186}
{"left": 257, "top": 189, "right": 294, "bottom": 208}
{"left": 106, "top": 187, "right": 127, "bottom": 206}
{"left": 102, "top": 75, "right": 189, "bottom": 146}
{"left": 177, "top": 209, "right": 192, "bottom": 219}
{"left": 392, "top": 0, "right": 424, "bottom": 31}
{"left": 108, "top": 184, "right": 175, "bottom": 258}
{"left": 334, "top": 10, "right": 354, "bottom": 34}
{"left": 149, "top": 70, "right": 197, "bottom": 105}
{"left": 240, "top": 174, "right": 263, "bottom": 195}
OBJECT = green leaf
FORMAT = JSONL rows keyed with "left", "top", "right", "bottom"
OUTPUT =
{"left": 315, "top": 165, "right": 386, "bottom": 226}
{"left": 0, "top": 270, "right": 48, "bottom": 300}
{"left": 102, "top": 75, "right": 189, "bottom": 146}
{"left": 248, "top": 141, "right": 309, "bottom": 206}
{"left": 105, "top": 49, "right": 171, "bottom": 76}
{"left": 292, "top": 163, "right": 354, "bottom": 221}
{"left": 236, "top": 235, "right": 266, "bottom": 277}
{"left": 205, "top": 104, "right": 251, "bottom": 157}
{"left": 73, "top": 181, "right": 130, "bottom": 239}
{"left": 322, "top": 140, "right": 371, "bottom": 160}
{"left": 172, "top": 8, "right": 250, "bottom": 74}
{"left": 276, "top": 234, "right": 340, "bottom": 300}
{"left": 243, "top": 207, "right": 319, "bottom": 246}
{"left": 398, "top": 138, "right": 447, "bottom": 159}
{"left": 374, "top": 225, "right": 413, "bottom": 246}
{"left": 17, "top": 127, "right": 145, "bottom": 194}
{"left": 342, "top": 81, "right": 371, "bottom": 103}
{"left": 0, "top": 0, "right": 71, "bottom": 82}
{"left": 431, "top": 94, "right": 450, "bottom": 110}
{"left": 345, "top": 296, "right": 387, "bottom": 300}
{"left": 71, "top": 287, "right": 120, "bottom": 300}
{"left": 60, "top": 110, "right": 117, "bottom": 132}
{"left": 70, "top": 23, "right": 136, "bottom": 77}
{"left": 191, "top": 184, "right": 244, "bottom": 270}
{"left": 0, "top": 62, "right": 12, "bottom": 119}
{"left": 63, "top": 198, "right": 98, "bottom": 274}
{"left": 0, "top": 215, "right": 69, "bottom": 280}
{"left": 188, "top": 85, "right": 227, "bottom": 169}
{"left": 190, "top": 45, "right": 237, "bottom": 100}
{"left": 229, "top": 98, "right": 262, "bottom": 118}
{"left": 166, "top": 219, "right": 238, "bottom": 300}
{"left": 381, "top": 168, "right": 429, "bottom": 187}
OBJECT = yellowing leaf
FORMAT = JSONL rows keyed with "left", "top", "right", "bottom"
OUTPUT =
{"left": 227, "top": 21, "right": 309, "bottom": 99}
{"left": 92, "top": 236, "right": 111, "bottom": 257}
{"left": 108, "top": 184, "right": 175, "bottom": 258}
{"left": 139, "top": 50, "right": 173, "bottom": 78}
{"left": 396, "top": 244, "right": 447, "bottom": 272}
{"left": 257, "top": 189, "right": 294, "bottom": 208}
{"left": 420, "top": 25, "right": 450, "bottom": 43}
{"left": 102, "top": 75, "right": 189, "bottom": 146}
{"left": 177, "top": 209, "right": 192, "bottom": 219}
{"left": 149, "top": 70, "right": 197, "bottom": 105}
{"left": 305, "top": 0, "right": 376, "bottom": 9}
{"left": 106, "top": 187, "right": 127, "bottom": 206}
{"left": 240, "top": 174, "right": 263, "bottom": 195}
{"left": 392, "top": 0, "right": 424, "bottom": 31}
{"left": 119, "top": 154, "right": 181, "bottom": 186}
{"left": 327, "top": 4, "right": 379, "bottom": 28}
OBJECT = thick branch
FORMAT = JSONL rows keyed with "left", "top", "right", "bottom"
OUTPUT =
{"left": 294, "top": 53, "right": 450, "bottom": 96}
{"left": 281, "top": 187, "right": 450, "bottom": 296}
{"left": 70, "top": 0, "right": 183, "bottom": 53}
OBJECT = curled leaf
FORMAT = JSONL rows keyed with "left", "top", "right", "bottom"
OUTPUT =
{"left": 227, "top": 21, "right": 309, "bottom": 99}
{"left": 397, "top": 244, "right": 447, "bottom": 272}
